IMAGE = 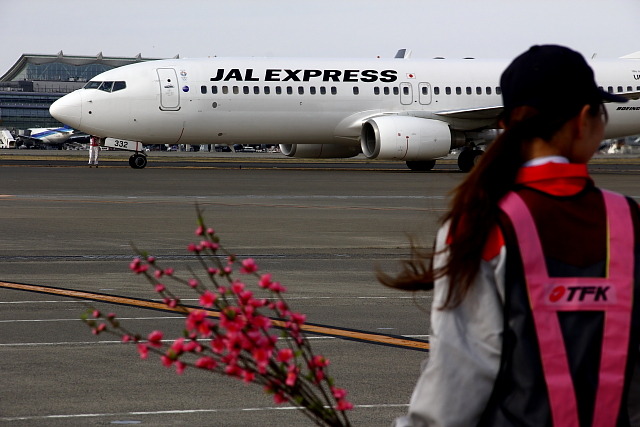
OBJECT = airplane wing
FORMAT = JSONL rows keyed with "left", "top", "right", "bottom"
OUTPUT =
{"left": 614, "top": 90, "right": 640, "bottom": 101}
{"left": 433, "top": 105, "right": 503, "bottom": 120}
{"left": 432, "top": 89, "right": 640, "bottom": 120}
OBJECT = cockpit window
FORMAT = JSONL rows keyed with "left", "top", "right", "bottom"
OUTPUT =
{"left": 84, "top": 81, "right": 101, "bottom": 89}
{"left": 112, "top": 81, "right": 126, "bottom": 92}
{"left": 99, "top": 81, "right": 114, "bottom": 92}
{"left": 83, "top": 80, "right": 126, "bottom": 92}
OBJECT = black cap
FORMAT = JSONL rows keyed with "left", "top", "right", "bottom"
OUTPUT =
{"left": 500, "top": 45, "right": 627, "bottom": 116}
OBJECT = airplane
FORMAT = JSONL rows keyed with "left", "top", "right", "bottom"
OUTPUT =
{"left": 49, "top": 50, "right": 640, "bottom": 170}
{"left": 16, "top": 125, "right": 76, "bottom": 148}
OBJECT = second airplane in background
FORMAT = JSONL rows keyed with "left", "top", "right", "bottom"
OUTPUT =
{"left": 50, "top": 50, "right": 640, "bottom": 170}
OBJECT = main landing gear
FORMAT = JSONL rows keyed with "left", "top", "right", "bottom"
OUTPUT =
{"left": 129, "top": 152, "right": 148, "bottom": 169}
{"left": 457, "top": 148, "right": 484, "bottom": 172}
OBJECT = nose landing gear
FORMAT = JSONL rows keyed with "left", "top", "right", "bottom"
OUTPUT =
{"left": 129, "top": 152, "right": 148, "bottom": 169}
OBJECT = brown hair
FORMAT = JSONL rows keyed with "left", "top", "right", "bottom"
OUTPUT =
{"left": 378, "top": 102, "right": 603, "bottom": 309}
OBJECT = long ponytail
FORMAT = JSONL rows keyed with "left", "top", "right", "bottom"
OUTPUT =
{"left": 378, "top": 104, "right": 599, "bottom": 308}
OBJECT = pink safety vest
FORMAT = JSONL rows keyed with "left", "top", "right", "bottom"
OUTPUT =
{"left": 499, "top": 190, "right": 634, "bottom": 427}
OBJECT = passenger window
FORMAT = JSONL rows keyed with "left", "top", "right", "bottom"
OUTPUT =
{"left": 445, "top": 87, "right": 451, "bottom": 95}
{"left": 276, "top": 86, "right": 282, "bottom": 94}
{"left": 264, "top": 86, "right": 270, "bottom": 95}
{"left": 201, "top": 86, "right": 207, "bottom": 94}
{"left": 84, "top": 81, "right": 101, "bottom": 89}
{"left": 99, "top": 81, "right": 113, "bottom": 92}
{"left": 486, "top": 87, "right": 492, "bottom": 95}
{"left": 331, "top": 87, "right": 337, "bottom": 95}
{"left": 618, "top": 86, "right": 623, "bottom": 93}
{"left": 243, "top": 86, "right": 250, "bottom": 94}
{"left": 496, "top": 87, "right": 502, "bottom": 95}
{"left": 627, "top": 86, "right": 633, "bottom": 92}
{"left": 254, "top": 86, "right": 260, "bottom": 94}
{"left": 353, "top": 87, "right": 359, "bottom": 95}
{"left": 310, "top": 87, "right": 317, "bottom": 95}
{"left": 476, "top": 87, "right": 482, "bottom": 95}
{"left": 374, "top": 87, "right": 380, "bottom": 95}
{"left": 608, "top": 86, "right": 614, "bottom": 93}
{"left": 393, "top": 87, "right": 399, "bottom": 95}
{"left": 298, "top": 86, "right": 304, "bottom": 95}
{"left": 422, "top": 86, "right": 428, "bottom": 95}
{"left": 433, "top": 87, "right": 440, "bottom": 95}
{"left": 384, "top": 87, "right": 390, "bottom": 95}
{"left": 320, "top": 87, "right": 327, "bottom": 95}
{"left": 287, "top": 86, "right": 293, "bottom": 95}
{"left": 456, "top": 87, "right": 462, "bottom": 95}
{"left": 211, "top": 86, "right": 218, "bottom": 94}
{"left": 233, "top": 86, "right": 239, "bottom": 94}
{"left": 112, "top": 81, "right": 126, "bottom": 92}
{"left": 222, "top": 86, "right": 229, "bottom": 94}
{"left": 466, "top": 87, "right": 472, "bottom": 95}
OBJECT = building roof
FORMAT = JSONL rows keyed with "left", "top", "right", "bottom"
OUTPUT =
{"left": 1, "top": 51, "right": 177, "bottom": 82}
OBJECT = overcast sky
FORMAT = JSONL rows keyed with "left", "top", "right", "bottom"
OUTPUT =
{"left": 2, "top": 0, "right": 640, "bottom": 74}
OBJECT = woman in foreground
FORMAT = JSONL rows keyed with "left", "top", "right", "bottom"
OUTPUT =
{"left": 384, "top": 45, "right": 640, "bottom": 426}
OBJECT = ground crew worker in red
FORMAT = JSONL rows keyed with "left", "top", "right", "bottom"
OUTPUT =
{"left": 381, "top": 45, "right": 640, "bottom": 426}
{"left": 88, "top": 135, "right": 100, "bottom": 167}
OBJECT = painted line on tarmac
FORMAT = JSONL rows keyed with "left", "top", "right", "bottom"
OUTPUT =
{"left": 0, "top": 403, "right": 409, "bottom": 422}
{"left": 0, "top": 281, "right": 429, "bottom": 352}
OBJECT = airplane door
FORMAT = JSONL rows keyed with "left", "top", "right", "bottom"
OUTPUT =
{"left": 400, "top": 82, "right": 413, "bottom": 105}
{"left": 418, "top": 82, "right": 432, "bottom": 105}
{"left": 157, "top": 68, "right": 180, "bottom": 110}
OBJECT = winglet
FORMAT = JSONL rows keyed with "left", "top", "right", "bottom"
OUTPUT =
{"left": 620, "top": 51, "right": 640, "bottom": 59}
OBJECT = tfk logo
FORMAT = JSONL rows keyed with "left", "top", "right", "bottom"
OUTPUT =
{"left": 548, "top": 285, "right": 610, "bottom": 303}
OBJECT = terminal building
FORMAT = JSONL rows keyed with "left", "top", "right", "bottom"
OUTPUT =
{"left": 0, "top": 51, "right": 169, "bottom": 131}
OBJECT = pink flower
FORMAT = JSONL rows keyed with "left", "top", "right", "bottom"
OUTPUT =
{"left": 154, "top": 283, "right": 166, "bottom": 293}
{"left": 258, "top": 274, "right": 273, "bottom": 289}
{"left": 161, "top": 354, "right": 173, "bottom": 367}
{"left": 129, "top": 258, "right": 148, "bottom": 274}
{"left": 92, "top": 310, "right": 101, "bottom": 318}
{"left": 240, "top": 258, "right": 258, "bottom": 274}
{"left": 164, "top": 268, "right": 174, "bottom": 276}
{"left": 195, "top": 225, "right": 204, "bottom": 236}
{"left": 231, "top": 281, "right": 245, "bottom": 294}
{"left": 242, "top": 370, "right": 255, "bottom": 383}
{"left": 195, "top": 356, "right": 217, "bottom": 370}
{"left": 273, "top": 392, "right": 288, "bottom": 404}
{"left": 199, "top": 290, "right": 217, "bottom": 308}
{"left": 137, "top": 343, "right": 149, "bottom": 359}
{"left": 336, "top": 399, "right": 354, "bottom": 411}
{"left": 146, "top": 256, "right": 156, "bottom": 264}
{"left": 331, "top": 386, "right": 348, "bottom": 400}
{"left": 211, "top": 337, "right": 225, "bottom": 354}
{"left": 188, "top": 278, "right": 199, "bottom": 288}
{"left": 147, "top": 330, "right": 163, "bottom": 348}
{"left": 175, "top": 361, "right": 186, "bottom": 375}
{"left": 154, "top": 270, "right": 163, "bottom": 279}
{"left": 286, "top": 365, "right": 299, "bottom": 386}
{"left": 289, "top": 312, "right": 306, "bottom": 325}
{"left": 277, "top": 348, "right": 294, "bottom": 363}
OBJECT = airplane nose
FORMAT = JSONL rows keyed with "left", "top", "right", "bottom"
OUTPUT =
{"left": 50, "top": 91, "right": 82, "bottom": 129}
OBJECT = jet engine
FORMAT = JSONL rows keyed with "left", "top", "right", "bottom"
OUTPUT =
{"left": 279, "top": 143, "right": 361, "bottom": 159}
{"left": 360, "top": 116, "right": 464, "bottom": 161}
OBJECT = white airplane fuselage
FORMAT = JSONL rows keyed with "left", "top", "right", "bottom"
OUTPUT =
{"left": 50, "top": 56, "right": 640, "bottom": 169}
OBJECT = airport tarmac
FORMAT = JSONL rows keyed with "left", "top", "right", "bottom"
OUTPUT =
{"left": 1, "top": 151, "right": 639, "bottom": 426}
